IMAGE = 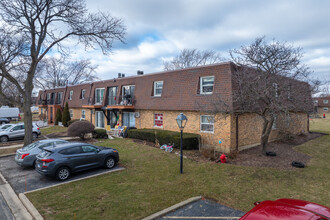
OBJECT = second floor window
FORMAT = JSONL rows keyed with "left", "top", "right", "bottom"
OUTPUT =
{"left": 57, "top": 92, "right": 63, "bottom": 104}
{"left": 47, "top": 93, "right": 51, "bottom": 101}
{"left": 200, "top": 76, "right": 214, "bottom": 94}
{"left": 81, "top": 89, "right": 86, "bottom": 99}
{"left": 95, "top": 88, "right": 105, "bottom": 104}
{"left": 69, "top": 90, "right": 73, "bottom": 100}
{"left": 154, "top": 81, "right": 163, "bottom": 96}
{"left": 323, "top": 100, "right": 328, "bottom": 104}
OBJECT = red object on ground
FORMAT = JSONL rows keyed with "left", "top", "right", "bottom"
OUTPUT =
{"left": 240, "top": 198, "right": 330, "bottom": 220}
{"left": 323, "top": 113, "right": 326, "bottom": 118}
{"left": 220, "top": 153, "right": 226, "bottom": 163}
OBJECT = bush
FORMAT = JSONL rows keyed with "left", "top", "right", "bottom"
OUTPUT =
{"left": 55, "top": 109, "right": 62, "bottom": 125}
{"left": 67, "top": 121, "right": 94, "bottom": 140}
{"left": 67, "top": 119, "right": 80, "bottom": 127}
{"left": 62, "top": 102, "right": 71, "bottom": 127}
{"left": 127, "top": 129, "right": 200, "bottom": 150}
{"left": 93, "top": 129, "right": 108, "bottom": 139}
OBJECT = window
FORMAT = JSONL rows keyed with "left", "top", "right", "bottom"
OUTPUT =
{"left": 57, "top": 92, "right": 63, "bottom": 104}
{"left": 200, "top": 76, "right": 214, "bottom": 94}
{"left": 122, "top": 85, "right": 135, "bottom": 105}
{"left": 69, "top": 109, "right": 73, "bottom": 118}
{"left": 200, "top": 115, "right": 214, "bottom": 133}
{"left": 95, "top": 88, "right": 105, "bottom": 104}
{"left": 273, "top": 83, "right": 279, "bottom": 98}
{"left": 81, "top": 89, "right": 86, "bottom": 99}
{"left": 47, "top": 93, "right": 51, "bottom": 102}
{"left": 154, "top": 81, "right": 163, "bottom": 96}
{"left": 272, "top": 115, "right": 277, "bottom": 130}
{"left": 81, "top": 110, "right": 86, "bottom": 120}
{"left": 122, "top": 112, "right": 135, "bottom": 127}
{"left": 154, "top": 113, "right": 163, "bottom": 128}
{"left": 60, "top": 146, "right": 82, "bottom": 155}
{"left": 323, "top": 100, "right": 329, "bottom": 104}
{"left": 95, "top": 111, "right": 104, "bottom": 128}
{"left": 108, "top": 87, "right": 117, "bottom": 105}
{"left": 313, "top": 100, "right": 318, "bottom": 104}
{"left": 69, "top": 90, "right": 73, "bottom": 100}
{"left": 82, "top": 145, "right": 98, "bottom": 153}
{"left": 324, "top": 107, "right": 329, "bottom": 111}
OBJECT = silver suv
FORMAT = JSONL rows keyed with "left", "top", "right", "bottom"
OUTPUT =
{"left": 0, "top": 123, "right": 41, "bottom": 142}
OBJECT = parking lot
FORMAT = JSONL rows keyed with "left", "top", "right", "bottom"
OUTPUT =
{"left": 0, "top": 155, "right": 123, "bottom": 194}
{"left": 158, "top": 199, "right": 245, "bottom": 220}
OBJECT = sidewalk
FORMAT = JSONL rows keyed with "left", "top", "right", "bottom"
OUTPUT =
{"left": 0, "top": 172, "right": 33, "bottom": 220}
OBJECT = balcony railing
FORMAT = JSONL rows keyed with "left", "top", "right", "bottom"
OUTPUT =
{"left": 107, "top": 95, "right": 135, "bottom": 108}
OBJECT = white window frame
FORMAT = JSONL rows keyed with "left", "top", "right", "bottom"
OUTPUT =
{"left": 95, "top": 111, "right": 105, "bottom": 128}
{"left": 81, "top": 110, "right": 86, "bottom": 120}
{"left": 69, "top": 90, "right": 73, "bottom": 100}
{"left": 69, "top": 109, "right": 73, "bottom": 119}
{"left": 81, "top": 89, "right": 86, "bottom": 99}
{"left": 200, "top": 115, "right": 214, "bottom": 133}
{"left": 324, "top": 107, "right": 329, "bottom": 111}
{"left": 323, "top": 100, "right": 328, "bottom": 104}
{"left": 154, "top": 113, "right": 163, "bottom": 128}
{"left": 57, "top": 92, "right": 63, "bottom": 104}
{"left": 122, "top": 112, "right": 136, "bottom": 127}
{"left": 272, "top": 115, "right": 277, "bottom": 130}
{"left": 154, "top": 81, "right": 163, "bottom": 97}
{"left": 273, "top": 83, "right": 279, "bottom": 98}
{"left": 95, "top": 88, "right": 105, "bottom": 105}
{"left": 200, "top": 76, "right": 214, "bottom": 94}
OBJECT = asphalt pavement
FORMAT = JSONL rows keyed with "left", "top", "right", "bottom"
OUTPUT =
{"left": 0, "top": 155, "right": 123, "bottom": 194}
{"left": 158, "top": 199, "right": 245, "bottom": 220}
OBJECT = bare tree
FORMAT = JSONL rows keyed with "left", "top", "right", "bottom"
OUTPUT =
{"left": 230, "top": 37, "right": 313, "bottom": 153}
{"left": 34, "top": 57, "right": 99, "bottom": 90}
{"left": 0, "top": 0, "right": 125, "bottom": 145}
{"left": 163, "top": 48, "right": 223, "bottom": 71}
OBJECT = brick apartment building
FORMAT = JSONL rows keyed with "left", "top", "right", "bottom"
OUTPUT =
{"left": 313, "top": 95, "right": 330, "bottom": 114}
{"left": 37, "top": 62, "right": 311, "bottom": 153}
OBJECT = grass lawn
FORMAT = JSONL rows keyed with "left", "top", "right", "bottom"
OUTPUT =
{"left": 40, "top": 126, "right": 68, "bottom": 136}
{"left": 27, "top": 122, "right": 330, "bottom": 220}
{"left": 0, "top": 147, "right": 20, "bottom": 156}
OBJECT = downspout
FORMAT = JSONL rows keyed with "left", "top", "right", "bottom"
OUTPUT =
{"left": 89, "top": 83, "right": 93, "bottom": 123}
{"left": 235, "top": 114, "right": 239, "bottom": 152}
{"left": 62, "top": 86, "right": 68, "bottom": 108}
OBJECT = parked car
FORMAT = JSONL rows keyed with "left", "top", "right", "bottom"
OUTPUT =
{"left": 35, "top": 142, "right": 119, "bottom": 181}
{"left": 15, "top": 139, "right": 68, "bottom": 167}
{"left": 0, "top": 118, "right": 10, "bottom": 125}
{"left": 240, "top": 198, "right": 330, "bottom": 220}
{"left": 0, "top": 123, "right": 41, "bottom": 142}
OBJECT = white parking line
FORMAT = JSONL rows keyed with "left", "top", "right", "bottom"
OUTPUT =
{"left": 163, "top": 217, "right": 240, "bottom": 219}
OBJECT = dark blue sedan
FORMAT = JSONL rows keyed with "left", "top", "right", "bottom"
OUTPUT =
{"left": 35, "top": 142, "right": 119, "bottom": 181}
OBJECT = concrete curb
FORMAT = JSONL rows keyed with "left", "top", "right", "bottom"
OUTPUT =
{"left": 0, "top": 144, "right": 23, "bottom": 150}
{"left": 0, "top": 153, "right": 16, "bottom": 158}
{"left": 142, "top": 196, "right": 202, "bottom": 220}
{"left": 19, "top": 193, "right": 43, "bottom": 220}
{"left": 0, "top": 172, "right": 33, "bottom": 220}
{"left": 25, "top": 167, "right": 125, "bottom": 194}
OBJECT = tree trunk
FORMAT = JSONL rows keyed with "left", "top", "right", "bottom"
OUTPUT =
{"left": 23, "top": 77, "right": 34, "bottom": 146}
{"left": 260, "top": 116, "right": 274, "bottom": 154}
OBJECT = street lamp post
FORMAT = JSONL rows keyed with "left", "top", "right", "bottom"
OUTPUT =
{"left": 176, "top": 113, "right": 188, "bottom": 174}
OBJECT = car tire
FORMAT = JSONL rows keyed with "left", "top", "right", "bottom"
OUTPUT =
{"left": 32, "top": 132, "right": 38, "bottom": 140}
{"left": 56, "top": 167, "right": 71, "bottom": 181}
{"left": 291, "top": 161, "right": 305, "bottom": 168}
{"left": 105, "top": 156, "right": 116, "bottom": 169}
{"left": 0, "top": 136, "right": 9, "bottom": 142}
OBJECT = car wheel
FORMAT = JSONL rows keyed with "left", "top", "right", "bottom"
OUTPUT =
{"left": 56, "top": 167, "right": 70, "bottom": 181}
{"left": 105, "top": 157, "right": 116, "bottom": 169}
{"left": 32, "top": 132, "right": 38, "bottom": 140}
{"left": 0, "top": 136, "right": 9, "bottom": 142}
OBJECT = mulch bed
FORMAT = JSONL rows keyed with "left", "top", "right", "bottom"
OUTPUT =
{"left": 132, "top": 132, "right": 325, "bottom": 169}
{"left": 228, "top": 132, "right": 325, "bottom": 169}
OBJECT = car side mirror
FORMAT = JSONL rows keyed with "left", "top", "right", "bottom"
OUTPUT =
{"left": 10, "top": 129, "right": 13, "bottom": 132}
{"left": 97, "top": 149, "right": 101, "bottom": 153}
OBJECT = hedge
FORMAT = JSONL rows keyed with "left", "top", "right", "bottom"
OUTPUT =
{"left": 93, "top": 129, "right": 108, "bottom": 139}
{"left": 127, "top": 129, "right": 200, "bottom": 150}
{"left": 67, "top": 119, "right": 80, "bottom": 127}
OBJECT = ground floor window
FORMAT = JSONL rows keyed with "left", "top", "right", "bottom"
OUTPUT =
{"left": 122, "top": 112, "right": 135, "bottom": 127}
{"left": 154, "top": 113, "right": 163, "bottom": 128}
{"left": 81, "top": 110, "right": 86, "bottom": 120}
{"left": 95, "top": 111, "right": 105, "bottom": 128}
{"left": 69, "top": 109, "right": 73, "bottom": 119}
{"left": 200, "top": 115, "right": 214, "bottom": 133}
{"left": 324, "top": 107, "right": 329, "bottom": 112}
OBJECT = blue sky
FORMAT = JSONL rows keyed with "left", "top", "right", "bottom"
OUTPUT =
{"left": 71, "top": 0, "right": 330, "bottom": 84}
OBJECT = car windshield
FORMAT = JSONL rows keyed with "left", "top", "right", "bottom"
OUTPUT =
{"left": 3, "top": 125, "right": 14, "bottom": 131}
{"left": 0, "top": 125, "right": 11, "bottom": 130}
{"left": 22, "top": 142, "right": 39, "bottom": 151}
